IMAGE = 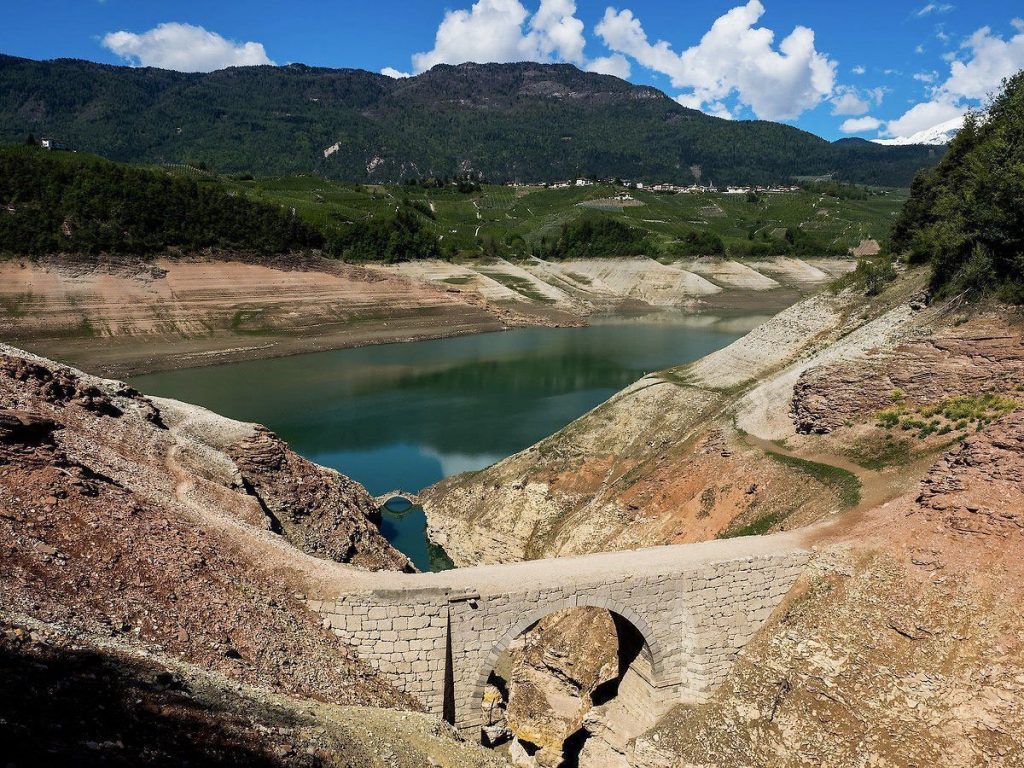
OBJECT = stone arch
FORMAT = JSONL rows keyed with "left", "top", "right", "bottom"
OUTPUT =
{"left": 377, "top": 491, "right": 420, "bottom": 510}
{"left": 469, "top": 596, "right": 666, "bottom": 712}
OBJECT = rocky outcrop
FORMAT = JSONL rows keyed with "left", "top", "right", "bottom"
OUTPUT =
{"left": 0, "top": 353, "right": 164, "bottom": 424}
{"left": 230, "top": 426, "right": 412, "bottom": 571}
{"left": 792, "top": 323, "right": 1024, "bottom": 434}
{"left": 0, "top": 344, "right": 415, "bottom": 712}
{"left": 916, "top": 410, "right": 1024, "bottom": 536}
{"left": 502, "top": 608, "right": 619, "bottom": 767}
{"left": 0, "top": 408, "right": 60, "bottom": 445}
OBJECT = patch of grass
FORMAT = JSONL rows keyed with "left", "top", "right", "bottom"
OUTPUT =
{"left": 49, "top": 318, "right": 97, "bottom": 339}
{"left": 846, "top": 433, "right": 913, "bottom": 470}
{"left": 697, "top": 487, "right": 716, "bottom": 519}
{"left": 720, "top": 511, "right": 786, "bottom": 539}
{"left": 877, "top": 392, "right": 1017, "bottom": 438}
{"left": 765, "top": 450, "right": 862, "bottom": 508}
{"left": 440, "top": 276, "right": 474, "bottom": 285}
{"left": 479, "top": 271, "right": 555, "bottom": 303}
{"left": 0, "top": 292, "right": 34, "bottom": 317}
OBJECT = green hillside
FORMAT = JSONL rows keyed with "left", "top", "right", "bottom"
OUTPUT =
{"left": 0, "top": 145, "right": 905, "bottom": 262}
{"left": 0, "top": 146, "right": 323, "bottom": 256}
{"left": 892, "top": 71, "right": 1024, "bottom": 301}
{"left": 229, "top": 174, "right": 904, "bottom": 261}
{"left": 0, "top": 55, "right": 941, "bottom": 187}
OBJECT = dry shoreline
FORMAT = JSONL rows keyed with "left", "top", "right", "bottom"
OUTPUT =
{"left": 0, "top": 255, "right": 849, "bottom": 378}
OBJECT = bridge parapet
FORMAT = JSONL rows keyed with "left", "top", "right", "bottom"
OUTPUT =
{"left": 309, "top": 535, "right": 809, "bottom": 733}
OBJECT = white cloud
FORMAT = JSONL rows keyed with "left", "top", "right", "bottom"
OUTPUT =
{"left": 381, "top": 67, "right": 411, "bottom": 79}
{"left": 409, "top": 0, "right": 588, "bottom": 73}
{"left": 884, "top": 19, "right": 1024, "bottom": 138}
{"left": 852, "top": 65, "right": 866, "bottom": 75}
{"left": 944, "top": 24, "right": 1024, "bottom": 99}
{"left": 916, "top": 3, "right": 954, "bottom": 16}
{"left": 830, "top": 84, "right": 886, "bottom": 116}
{"left": 595, "top": 1, "right": 836, "bottom": 121}
{"left": 831, "top": 86, "right": 870, "bottom": 115}
{"left": 839, "top": 116, "right": 883, "bottom": 134}
{"left": 101, "top": 22, "right": 273, "bottom": 72}
{"left": 411, "top": 0, "right": 530, "bottom": 72}
{"left": 885, "top": 98, "right": 963, "bottom": 136}
{"left": 528, "top": 0, "right": 586, "bottom": 63}
{"left": 913, "top": 70, "right": 939, "bottom": 82}
{"left": 703, "top": 101, "right": 735, "bottom": 120}
{"left": 585, "top": 54, "right": 631, "bottom": 79}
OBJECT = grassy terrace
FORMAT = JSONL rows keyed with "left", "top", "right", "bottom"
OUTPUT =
{"left": 209, "top": 173, "right": 906, "bottom": 259}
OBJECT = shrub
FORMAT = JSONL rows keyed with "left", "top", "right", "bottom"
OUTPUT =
{"left": 533, "top": 215, "right": 651, "bottom": 260}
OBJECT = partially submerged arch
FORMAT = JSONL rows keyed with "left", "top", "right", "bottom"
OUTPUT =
{"left": 376, "top": 490, "right": 421, "bottom": 509}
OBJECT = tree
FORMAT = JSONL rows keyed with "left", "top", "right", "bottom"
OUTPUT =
{"left": 890, "top": 71, "right": 1024, "bottom": 301}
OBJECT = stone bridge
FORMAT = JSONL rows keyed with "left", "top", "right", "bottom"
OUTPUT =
{"left": 373, "top": 490, "right": 421, "bottom": 508}
{"left": 308, "top": 533, "right": 808, "bottom": 735}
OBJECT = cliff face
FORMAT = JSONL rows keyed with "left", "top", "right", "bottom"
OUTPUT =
{"left": 0, "top": 345, "right": 508, "bottom": 766}
{"left": 501, "top": 608, "right": 620, "bottom": 767}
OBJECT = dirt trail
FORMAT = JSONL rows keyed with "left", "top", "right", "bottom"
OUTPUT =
{"left": 742, "top": 433, "right": 935, "bottom": 519}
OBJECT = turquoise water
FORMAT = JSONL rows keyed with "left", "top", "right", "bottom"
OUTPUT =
{"left": 134, "top": 315, "right": 756, "bottom": 570}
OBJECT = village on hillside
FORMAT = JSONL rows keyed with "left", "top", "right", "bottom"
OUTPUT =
{"left": 523, "top": 177, "right": 803, "bottom": 195}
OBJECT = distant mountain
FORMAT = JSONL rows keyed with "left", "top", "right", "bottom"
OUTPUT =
{"left": 0, "top": 54, "right": 942, "bottom": 186}
{"left": 874, "top": 116, "right": 964, "bottom": 147}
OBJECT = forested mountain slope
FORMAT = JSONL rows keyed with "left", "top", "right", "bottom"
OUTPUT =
{"left": 0, "top": 55, "right": 941, "bottom": 186}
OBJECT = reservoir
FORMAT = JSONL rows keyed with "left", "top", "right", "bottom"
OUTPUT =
{"left": 134, "top": 312, "right": 761, "bottom": 570}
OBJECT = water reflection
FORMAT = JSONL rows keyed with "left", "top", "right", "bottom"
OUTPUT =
{"left": 134, "top": 313, "right": 756, "bottom": 570}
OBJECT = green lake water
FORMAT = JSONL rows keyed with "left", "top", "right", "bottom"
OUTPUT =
{"left": 133, "top": 313, "right": 761, "bottom": 571}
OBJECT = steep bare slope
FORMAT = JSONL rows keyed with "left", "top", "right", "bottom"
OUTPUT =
{"left": 0, "top": 345, "right": 506, "bottom": 766}
{"left": 421, "top": 273, "right": 934, "bottom": 566}
{"left": 630, "top": 411, "right": 1024, "bottom": 767}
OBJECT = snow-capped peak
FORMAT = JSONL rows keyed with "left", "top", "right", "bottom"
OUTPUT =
{"left": 873, "top": 115, "right": 964, "bottom": 146}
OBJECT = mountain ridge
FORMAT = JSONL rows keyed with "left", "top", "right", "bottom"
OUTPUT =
{"left": 0, "top": 54, "right": 942, "bottom": 186}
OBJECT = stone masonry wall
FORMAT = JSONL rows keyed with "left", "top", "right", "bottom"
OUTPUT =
{"left": 309, "top": 548, "right": 809, "bottom": 732}
{"left": 309, "top": 589, "right": 452, "bottom": 714}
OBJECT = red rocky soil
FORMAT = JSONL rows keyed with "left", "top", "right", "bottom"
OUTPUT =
{"left": 0, "top": 346, "right": 493, "bottom": 766}
{"left": 631, "top": 409, "right": 1024, "bottom": 768}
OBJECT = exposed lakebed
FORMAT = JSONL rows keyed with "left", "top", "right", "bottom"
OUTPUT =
{"left": 134, "top": 312, "right": 763, "bottom": 570}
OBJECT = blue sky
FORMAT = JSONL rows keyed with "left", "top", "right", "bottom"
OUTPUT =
{"left": 2, "top": 1, "right": 1022, "bottom": 141}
